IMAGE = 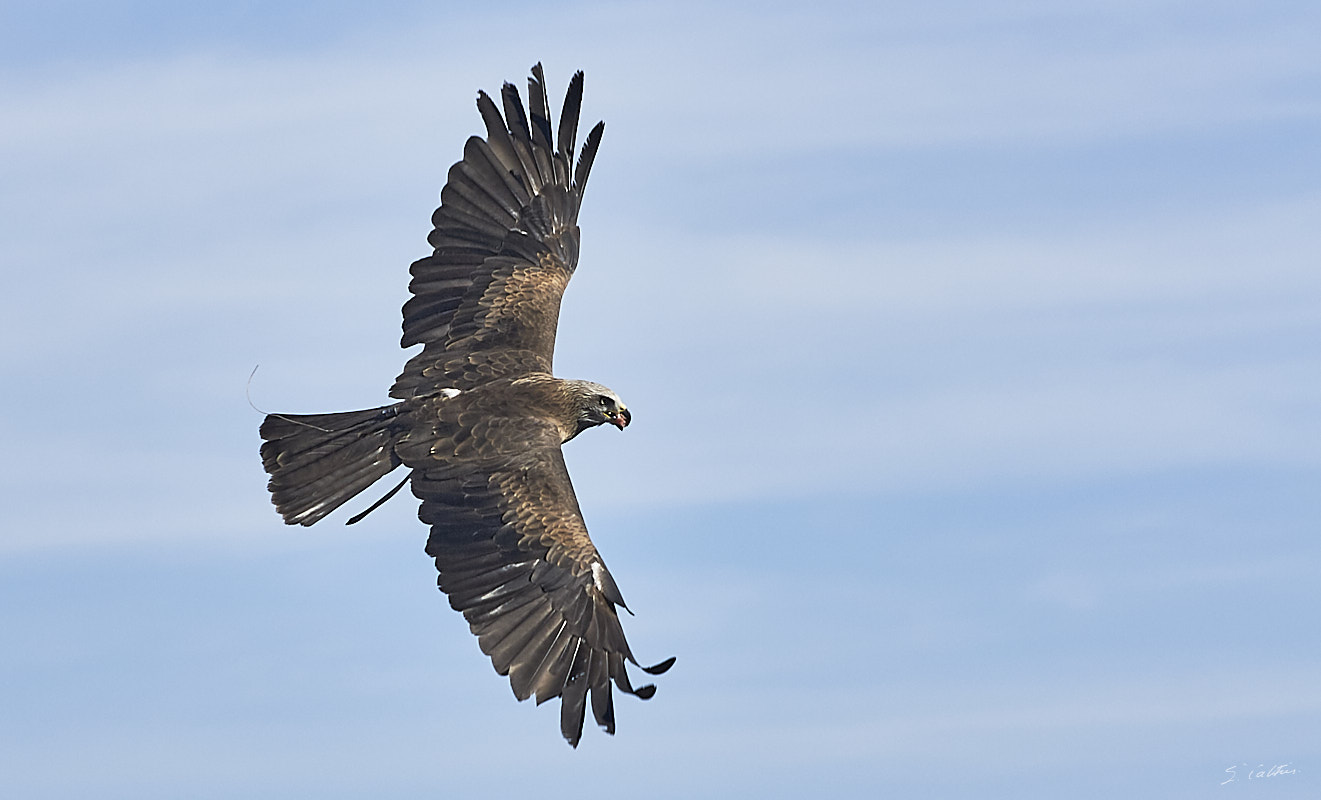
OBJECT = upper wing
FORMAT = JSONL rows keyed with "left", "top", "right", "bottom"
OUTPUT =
{"left": 397, "top": 401, "right": 673, "bottom": 747}
{"left": 391, "top": 65, "right": 604, "bottom": 399}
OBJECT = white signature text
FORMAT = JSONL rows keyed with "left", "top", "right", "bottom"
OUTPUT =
{"left": 1221, "top": 763, "right": 1299, "bottom": 785}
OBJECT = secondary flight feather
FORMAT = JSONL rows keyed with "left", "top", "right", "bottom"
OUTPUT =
{"left": 258, "top": 64, "right": 673, "bottom": 747}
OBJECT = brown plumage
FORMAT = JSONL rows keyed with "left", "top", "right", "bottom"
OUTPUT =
{"left": 258, "top": 65, "right": 672, "bottom": 747}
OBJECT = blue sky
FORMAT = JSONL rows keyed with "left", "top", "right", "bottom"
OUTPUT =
{"left": 2, "top": 1, "right": 1319, "bottom": 797}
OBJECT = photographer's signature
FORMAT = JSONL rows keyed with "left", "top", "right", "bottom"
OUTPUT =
{"left": 1221, "top": 763, "right": 1299, "bottom": 785}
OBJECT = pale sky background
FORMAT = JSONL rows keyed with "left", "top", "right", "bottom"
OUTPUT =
{"left": 2, "top": 1, "right": 1319, "bottom": 797}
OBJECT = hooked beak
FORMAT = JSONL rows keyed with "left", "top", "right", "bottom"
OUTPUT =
{"left": 611, "top": 407, "right": 631, "bottom": 430}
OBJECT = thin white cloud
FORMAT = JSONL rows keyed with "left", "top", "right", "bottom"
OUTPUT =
{"left": 557, "top": 193, "right": 1321, "bottom": 508}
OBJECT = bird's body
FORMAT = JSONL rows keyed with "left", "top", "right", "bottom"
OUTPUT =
{"left": 258, "top": 65, "right": 671, "bottom": 747}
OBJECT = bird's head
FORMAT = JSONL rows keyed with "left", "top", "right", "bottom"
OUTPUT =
{"left": 566, "top": 380, "right": 631, "bottom": 438}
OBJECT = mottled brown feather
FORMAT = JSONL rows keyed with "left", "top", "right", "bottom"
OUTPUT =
{"left": 398, "top": 376, "right": 669, "bottom": 746}
{"left": 390, "top": 64, "right": 593, "bottom": 399}
{"left": 258, "top": 66, "right": 671, "bottom": 749}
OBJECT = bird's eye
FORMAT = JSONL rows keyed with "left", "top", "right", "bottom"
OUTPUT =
{"left": 598, "top": 395, "right": 611, "bottom": 408}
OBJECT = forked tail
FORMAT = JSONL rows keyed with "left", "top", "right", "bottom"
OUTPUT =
{"left": 259, "top": 404, "right": 409, "bottom": 526}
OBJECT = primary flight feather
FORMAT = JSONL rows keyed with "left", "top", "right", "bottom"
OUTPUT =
{"left": 258, "top": 64, "right": 673, "bottom": 748}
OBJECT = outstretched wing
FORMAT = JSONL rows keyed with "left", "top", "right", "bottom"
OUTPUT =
{"left": 398, "top": 405, "right": 672, "bottom": 747}
{"left": 391, "top": 64, "right": 604, "bottom": 399}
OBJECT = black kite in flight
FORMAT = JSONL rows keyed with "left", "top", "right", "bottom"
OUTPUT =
{"left": 259, "top": 64, "right": 673, "bottom": 747}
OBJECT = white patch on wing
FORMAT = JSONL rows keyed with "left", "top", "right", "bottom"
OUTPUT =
{"left": 291, "top": 500, "right": 327, "bottom": 523}
{"left": 589, "top": 560, "right": 629, "bottom": 610}
{"left": 439, "top": 387, "right": 462, "bottom": 399}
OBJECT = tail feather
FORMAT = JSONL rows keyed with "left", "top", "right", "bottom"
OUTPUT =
{"left": 260, "top": 404, "right": 408, "bottom": 526}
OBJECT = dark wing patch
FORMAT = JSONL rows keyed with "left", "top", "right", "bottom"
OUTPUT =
{"left": 391, "top": 65, "right": 605, "bottom": 399}
{"left": 401, "top": 409, "right": 671, "bottom": 747}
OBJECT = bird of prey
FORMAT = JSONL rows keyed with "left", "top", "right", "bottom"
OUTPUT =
{"left": 258, "top": 64, "right": 673, "bottom": 747}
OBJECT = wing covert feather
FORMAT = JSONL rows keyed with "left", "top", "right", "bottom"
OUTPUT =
{"left": 407, "top": 428, "right": 670, "bottom": 747}
{"left": 392, "top": 65, "right": 598, "bottom": 399}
